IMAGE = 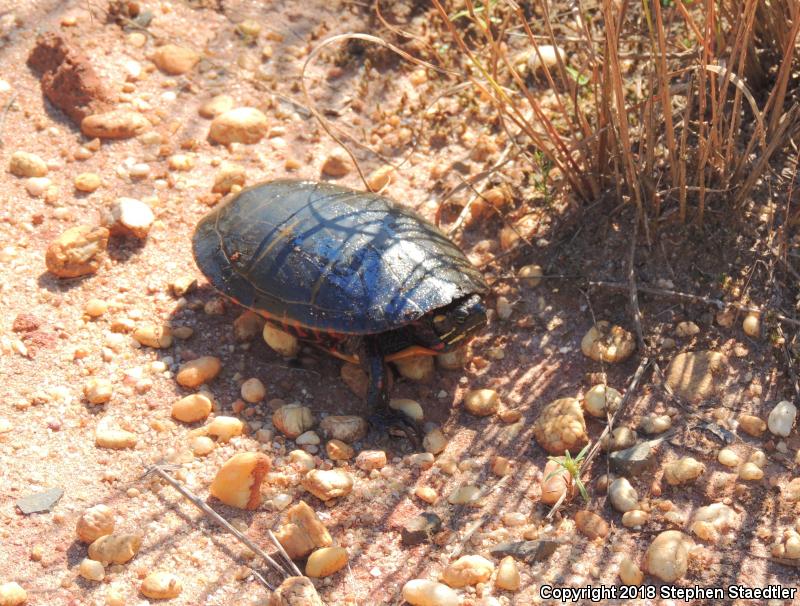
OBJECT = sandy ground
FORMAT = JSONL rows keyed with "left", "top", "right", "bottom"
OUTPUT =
{"left": 1, "top": 1, "right": 799, "bottom": 605}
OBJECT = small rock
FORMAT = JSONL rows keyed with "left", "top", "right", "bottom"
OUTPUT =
{"left": 665, "top": 350, "right": 727, "bottom": 402}
{"left": 46, "top": 225, "right": 109, "bottom": 278}
{"left": 690, "top": 502, "right": 737, "bottom": 542}
{"left": 270, "top": 576, "right": 324, "bottom": 606}
{"left": 356, "top": 450, "right": 387, "bottom": 471}
{"left": 303, "top": 469, "right": 354, "bottom": 501}
{"left": 717, "top": 448, "right": 740, "bottom": 467}
{"left": 738, "top": 462, "right": 764, "bottom": 481}
{"left": 423, "top": 427, "right": 448, "bottom": 454}
{"left": 109, "top": 198, "right": 154, "bottom": 239}
{"left": 263, "top": 323, "right": 300, "bottom": 358}
{"left": 394, "top": 356, "right": 434, "bottom": 382}
{"left": 738, "top": 414, "right": 767, "bottom": 437}
{"left": 742, "top": 312, "right": 760, "bottom": 337}
{"left": 191, "top": 435, "right": 215, "bottom": 456}
{"left": 15, "top": 487, "right": 64, "bottom": 514}
{"left": 783, "top": 477, "right": 800, "bottom": 502}
{"left": 76, "top": 504, "right": 115, "bottom": 543}
{"left": 241, "top": 377, "right": 266, "bottom": 403}
{"left": 489, "top": 540, "right": 560, "bottom": 564}
{"left": 340, "top": 363, "right": 369, "bottom": 398}
{"left": 366, "top": 165, "right": 394, "bottom": 191}
{"left": 645, "top": 530, "right": 693, "bottom": 582}
{"left": 496, "top": 296, "right": 513, "bottom": 320}
{"left": 305, "top": 547, "right": 348, "bottom": 578}
{"left": 176, "top": 356, "right": 221, "bottom": 387}
{"left": 447, "top": 485, "right": 481, "bottom": 506}
{"left": 389, "top": 398, "right": 424, "bottom": 422}
{"left": 0, "top": 582, "right": 27, "bottom": 606}
{"left": 151, "top": 44, "right": 199, "bottom": 74}
{"left": 25, "top": 177, "right": 51, "bottom": 197}
{"left": 296, "top": 431, "right": 320, "bottom": 446}
{"left": 233, "top": 310, "right": 264, "bottom": 340}
{"left": 581, "top": 321, "right": 636, "bottom": 363}
{"left": 527, "top": 45, "right": 566, "bottom": 73}
{"left": 199, "top": 94, "right": 235, "bottom": 119}
{"left": 319, "top": 415, "right": 366, "bottom": 443}
{"left": 321, "top": 148, "right": 351, "bottom": 177}
{"left": 133, "top": 324, "right": 172, "bottom": 348}
{"left": 84, "top": 378, "right": 112, "bottom": 404}
{"left": 82, "top": 110, "right": 150, "bottom": 139}
{"left": 675, "top": 321, "right": 700, "bottom": 337}
{"left": 582, "top": 384, "right": 622, "bottom": 418}
{"left": 171, "top": 394, "right": 212, "bottom": 423}
{"left": 532, "top": 397, "right": 588, "bottom": 454}
{"left": 88, "top": 533, "right": 142, "bottom": 564}
{"left": 463, "top": 389, "right": 500, "bottom": 416}
{"left": 206, "top": 416, "right": 244, "bottom": 442}
{"left": 84, "top": 298, "right": 108, "bottom": 317}
{"left": 326, "top": 439, "right": 354, "bottom": 460}
{"left": 768, "top": 400, "right": 796, "bottom": 437}
{"left": 95, "top": 427, "right": 137, "bottom": 450}
{"left": 401, "top": 580, "right": 459, "bottom": 606}
{"left": 639, "top": 414, "right": 672, "bottom": 435}
{"left": 415, "top": 486, "right": 438, "bottom": 504}
{"left": 495, "top": 556, "right": 520, "bottom": 591}
{"left": 210, "top": 452, "right": 271, "bottom": 510}
{"left": 140, "top": 572, "right": 182, "bottom": 599}
{"left": 574, "top": 510, "right": 609, "bottom": 539}
{"left": 517, "top": 264, "right": 543, "bottom": 287}
{"left": 401, "top": 512, "right": 442, "bottom": 546}
{"left": 275, "top": 501, "right": 332, "bottom": 559}
{"left": 441, "top": 555, "right": 494, "bottom": 588}
{"left": 436, "top": 347, "right": 467, "bottom": 370}
{"left": 74, "top": 172, "right": 101, "bottom": 192}
{"left": 601, "top": 426, "right": 637, "bottom": 452}
{"left": 79, "top": 558, "right": 105, "bottom": 582}
{"left": 274, "top": 404, "right": 315, "bottom": 439}
{"left": 621, "top": 509, "right": 649, "bottom": 528}
{"left": 209, "top": 107, "right": 269, "bottom": 144}
{"left": 664, "top": 457, "right": 705, "bottom": 485}
{"left": 609, "top": 477, "right": 638, "bottom": 512}
{"left": 212, "top": 162, "right": 246, "bottom": 194}
{"left": 9, "top": 151, "right": 48, "bottom": 177}
{"left": 618, "top": 557, "right": 644, "bottom": 585}
{"left": 168, "top": 154, "right": 193, "bottom": 172}
{"left": 540, "top": 458, "right": 572, "bottom": 505}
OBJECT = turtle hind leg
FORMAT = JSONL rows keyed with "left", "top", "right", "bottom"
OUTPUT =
{"left": 360, "top": 336, "right": 422, "bottom": 447}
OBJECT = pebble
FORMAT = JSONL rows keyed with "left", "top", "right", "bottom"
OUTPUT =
{"left": 290, "top": 450, "right": 316, "bottom": 471}
{"left": 263, "top": 323, "right": 300, "bottom": 357}
{"left": 495, "top": 556, "right": 520, "bottom": 591}
{"left": 171, "top": 394, "right": 212, "bottom": 423}
{"left": 717, "top": 448, "right": 740, "bottom": 467}
{"left": 88, "top": 533, "right": 142, "bottom": 564}
{"left": 401, "top": 580, "right": 459, "bottom": 606}
{"left": 296, "top": 431, "right": 320, "bottom": 446}
{"left": 176, "top": 356, "right": 222, "bottom": 387}
{"left": 423, "top": 427, "right": 448, "bottom": 454}
{"left": 207, "top": 416, "right": 244, "bottom": 442}
{"left": 581, "top": 321, "right": 635, "bottom": 363}
{"left": 133, "top": 323, "right": 172, "bottom": 348}
{"left": 541, "top": 459, "right": 571, "bottom": 505}
{"left": 76, "top": 504, "right": 115, "bottom": 543}
{"left": 639, "top": 414, "right": 672, "bottom": 434}
{"left": 690, "top": 503, "right": 737, "bottom": 542}
{"left": 527, "top": 44, "right": 566, "bottom": 73}
{"left": 366, "top": 165, "right": 395, "bottom": 191}
{"left": 767, "top": 400, "right": 796, "bottom": 437}
{"left": 664, "top": 457, "right": 705, "bottom": 484}
{"left": 110, "top": 198, "right": 154, "bottom": 239}
{"left": 74, "top": 172, "right": 101, "bottom": 192}
{"left": 209, "top": 107, "right": 269, "bottom": 144}
{"left": 210, "top": 452, "right": 271, "bottom": 510}
{"left": 436, "top": 348, "right": 467, "bottom": 369}
{"left": 212, "top": 162, "right": 246, "bottom": 194}
{"left": 199, "top": 94, "right": 235, "bottom": 119}
{"left": 168, "top": 154, "right": 194, "bottom": 171}
{"left": 601, "top": 426, "right": 637, "bottom": 452}
{"left": 305, "top": 547, "right": 348, "bottom": 578}
{"left": 95, "top": 426, "right": 137, "bottom": 450}
{"left": 84, "top": 298, "right": 108, "bottom": 317}
{"left": 356, "top": 450, "right": 387, "bottom": 471}
{"left": 8, "top": 151, "right": 48, "bottom": 177}
{"left": 394, "top": 356, "right": 434, "bottom": 382}
{"left": 645, "top": 530, "right": 693, "bottom": 582}
{"left": 441, "top": 555, "right": 494, "bottom": 588}
{"left": 447, "top": 484, "right": 481, "bottom": 506}
{"left": 274, "top": 501, "right": 332, "bottom": 559}
{"left": 517, "top": 264, "right": 543, "bottom": 287}
{"left": 463, "top": 388, "right": 500, "bottom": 416}
{"left": 84, "top": 378, "right": 113, "bottom": 405}
{"left": 492, "top": 456, "right": 512, "bottom": 476}
{"left": 25, "top": 176, "right": 51, "bottom": 197}
{"left": 675, "top": 321, "right": 700, "bottom": 337}
{"left": 402, "top": 513, "right": 442, "bottom": 546}
{"left": 389, "top": 398, "right": 424, "bottom": 421}
{"left": 0, "top": 418, "right": 11, "bottom": 434}
{"left": 46, "top": 225, "right": 109, "bottom": 278}
{"left": 749, "top": 450, "right": 767, "bottom": 467}
{"left": 496, "top": 296, "right": 513, "bottom": 320}
{"left": 326, "top": 439, "right": 354, "bottom": 460}
{"left": 582, "top": 384, "right": 622, "bottom": 418}
{"left": 79, "top": 558, "right": 105, "bottom": 582}
{"left": 303, "top": 469, "right": 354, "bottom": 501}
{"left": 319, "top": 415, "right": 366, "bottom": 442}
{"left": 415, "top": 486, "right": 438, "bottom": 504}
{"left": 140, "top": 572, "right": 183, "bottom": 599}
{"left": 618, "top": 557, "right": 643, "bottom": 585}
{"left": 575, "top": 510, "right": 609, "bottom": 539}
{"left": 609, "top": 478, "right": 638, "bottom": 512}
{"left": 738, "top": 414, "right": 766, "bottom": 437}
{"left": 191, "top": 435, "right": 215, "bottom": 456}
{"left": 742, "top": 312, "right": 760, "bottom": 337}
{"left": 241, "top": 378, "right": 266, "bottom": 403}
{"left": 0, "top": 583, "right": 27, "bottom": 606}
{"left": 532, "top": 397, "right": 587, "bottom": 454}
{"left": 321, "top": 148, "right": 351, "bottom": 177}
{"left": 270, "top": 577, "right": 324, "bottom": 606}
{"left": 738, "top": 462, "right": 764, "bottom": 481}
{"left": 665, "top": 350, "right": 726, "bottom": 402}
{"left": 621, "top": 509, "right": 649, "bottom": 528}
{"left": 82, "top": 110, "right": 150, "bottom": 139}
{"left": 273, "top": 404, "right": 315, "bottom": 438}
{"left": 151, "top": 44, "right": 199, "bottom": 74}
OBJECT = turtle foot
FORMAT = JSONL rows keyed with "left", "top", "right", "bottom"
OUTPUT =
{"left": 368, "top": 407, "right": 422, "bottom": 448}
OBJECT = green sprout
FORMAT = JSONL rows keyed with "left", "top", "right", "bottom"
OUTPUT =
{"left": 545, "top": 443, "right": 591, "bottom": 502}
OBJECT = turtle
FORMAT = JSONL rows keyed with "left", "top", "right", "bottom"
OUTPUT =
{"left": 192, "top": 179, "right": 488, "bottom": 437}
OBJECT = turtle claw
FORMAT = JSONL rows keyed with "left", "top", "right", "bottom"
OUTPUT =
{"left": 368, "top": 407, "right": 422, "bottom": 448}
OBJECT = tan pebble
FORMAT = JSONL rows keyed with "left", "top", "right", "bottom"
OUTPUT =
{"left": 0, "top": 582, "right": 27, "bottom": 606}
{"left": 394, "top": 356, "right": 434, "bottom": 382}
{"left": 109, "top": 198, "right": 154, "bottom": 239}
{"left": 423, "top": 427, "right": 447, "bottom": 454}
{"left": 151, "top": 44, "right": 199, "bottom": 75}
{"left": 76, "top": 504, "right": 115, "bottom": 543}
{"left": 305, "top": 547, "right": 348, "bottom": 578}
{"left": 199, "top": 95, "right": 235, "bottom": 119}
{"left": 527, "top": 45, "right": 566, "bottom": 73}
{"left": 79, "top": 558, "right": 105, "bottom": 582}
{"left": 133, "top": 324, "right": 172, "bottom": 348}
{"left": 319, "top": 415, "right": 367, "bottom": 442}
{"left": 717, "top": 448, "right": 740, "bottom": 467}
{"left": 401, "top": 579, "right": 459, "bottom": 606}
{"left": 609, "top": 478, "right": 639, "bottom": 512}
{"left": 84, "top": 378, "right": 113, "bottom": 405}
{"left": 582, "top": 384, "right": 622, "bottom": 418}
{"left": 321, "top": 148, "right": 351, "bottom": 177}
{"left": 105, "top": 585, "right": 126, "bottom": 606}
{"left": 664, "top": 457, "right": 705, "bottom": 485}
{"left": 303, "top": 469, "right": 354, "bottom": 501}
{"left": 619, "top": 557, "right": 643, "bottom": 585}
{"left": 191, "top": 435, "right": 215, "bottom": 456}
{"left": 176, "top": 356, "right": 222, "bottom": 387}
{"left": 496, "top": 296, "right": 513, "bottom": 320}
{"left": 326, "top": 439, "right": 354, "bottom": 460}
{"left": 340, "top": 363, "right": 369, "bottom": 398}
{"left": 84, "top": 298, "right": 108, "bottom": 317}
{"left": 88, "top": 533, "right": 142, "bottom": 564}
{"left": 273, "top": 404, "right": 314, "bottom": 438}
{"left": 540, "top": 459, "right": 572, "bottom": 505}
{"left": 262, "top": 323, "right": 300, "bottom": 358}
{"left": 495, "top": 556, "right": 520, "bottom": 591}
{"left": 640, "top": 413, "right": 672, "bottom": 434}
{"left": 170, "top": 276, "right": 197, "bottom": 297}
{"left": 355, "top": 450, "right": 387, "bottom": 471}
{"left": 436, "top": 347, "right": 467, "bottom": 370}
{"left": 581, "top": 321, "right": 636, "bottom": 363}
{"left": 675, "top": 321, "right": 700, "bottom": 337}
{"left": 209, "top": 108, "right": 269, "bottom": 145}
{"left": 206, "top": 416, "right": 244, "bottom": 442}
{"left": 212, "top": 163, "right": 247, "bottom": 194}
{"left": 82, "top": 111, "right": 150, "bottom": 139}
{"left": 9, "top": 151, "right": 48, "bottom": 177}
{"left": 575, "top": 510, "right": 609, "bottom": 539}
{"left": 172, "top": 326, "right": 193, "bottom": 340}
{"left": 140, "top": 572, "right": 182, "bottom": 599}
{"left": 738, "top": 462, "right": 764, "bottom": 481}
{"left": 240, "top": 378, "right": 266, "bottom": 403}
{"left": 492, "top": 456, "right": 512, "bottom": 476}
{"left": 441, "top": 555, "right": 494, "bottom": 588}
{"left": 74, "top": 172, "right": 101, "bottom": 192}
{"left": 389, "top": 398, "right": 424, "bottom": 422}
{"left": 167, "top": 154, "right": 193, "bottom": 171}
{"left": 46, "top": 225, "right": 109, "bottom": 278}
{"left": 463, "top": 388, "right": 500, "bottom": 416}
{"left": 274, "top": 501, "right": 332, "bottom": 559}
{"left": 233, "top": 310, "right": 264, "bottom": 341}
{"left": 518, "top": 264, "right": 543, "bottom": 287}
{"left": 171, "top": 394, "right": 212, "bottom": 423}
{"left": 447, "top": 485, "right": 481, "bottom": 506}
{"left": 366, "top": 165, "right": 395, "bottom": 191}
{"left": 645, "top": 530, "right": 693, "bottom": 582}
{"left": 738, "top": 414, "right": 766, "bottom": 437}
{"left": 210, "top": 452, "right": 271, "bottom": 510}
{"left": 415, "top": 485, "right": 437, "bottom": 504}
{"left": 749, "top": 450, "right": 767, "bottom": 468}
{"left": 95, "top": 428, "right": 137, "bottom": 450}
{"left": 532, "top": 397, "right": 587, "bottom": 454}
{"left": 742, "top": 312, "right": 760, "bottom": 337}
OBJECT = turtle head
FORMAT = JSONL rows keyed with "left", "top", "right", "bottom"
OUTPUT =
{"left": 429, "top": 293, "right": 487, "bottom": 350}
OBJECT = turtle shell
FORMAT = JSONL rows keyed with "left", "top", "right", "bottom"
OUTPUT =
{"left": 193, "top": 179, "right": 487, "bottom": 334}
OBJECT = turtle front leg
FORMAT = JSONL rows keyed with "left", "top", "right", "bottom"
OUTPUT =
{"left": 360, "top": 336, "right": 421, "bottom": 446}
